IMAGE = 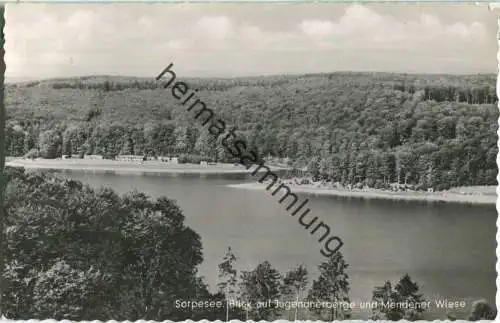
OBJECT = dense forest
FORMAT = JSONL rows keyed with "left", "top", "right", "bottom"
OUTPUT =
{"left": 2, "top": 167, "right": 496, "bottom": 321}
{"left": 5, "top": 72, "right": 498, "bottom": 190}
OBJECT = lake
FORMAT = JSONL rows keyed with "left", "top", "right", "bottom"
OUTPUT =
{"left": 53, "top": 170, "right": 496, "bottom": 320}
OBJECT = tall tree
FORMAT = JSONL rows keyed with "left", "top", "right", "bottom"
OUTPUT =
{"left": 370, "top": 281, "right": 397, "bottom": 320}
{"left": 370, "top": 274, "right": 426, "bottom": 321}
{"left": 281, "top": 264, "right": 308, "bottom": 320}
{"left": 217, "top": 247, "right": 238, "bottom": 321}
{"left": 307, "top": 252, "right": 351, "bottom": 320}
{"left": 393, "top": 274, "right": 425, "bottom": 320}
{"left": 239, "top": 261, "right": 282, "bottom": 321}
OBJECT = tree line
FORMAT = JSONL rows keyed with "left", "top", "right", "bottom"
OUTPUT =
{"left": 2, "top": 167, "right": 496, "bottom": 321}
{"left": 17, "top": 72, "right": 498, "bottom": 105}
{"left": 5, "top": 73, "right": 498, "bottom": 191}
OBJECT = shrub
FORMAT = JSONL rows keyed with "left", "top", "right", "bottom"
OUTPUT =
{"left": 178, "top": 154, "right": 205, "bottom": 164}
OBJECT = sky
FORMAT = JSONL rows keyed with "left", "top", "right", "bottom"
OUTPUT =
{"left": 5, "top": 3, "right": 497, "bottom": 81}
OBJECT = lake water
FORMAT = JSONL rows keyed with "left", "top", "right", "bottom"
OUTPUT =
{"left": 52, "top": 170, "right": 496, "bottom": 320}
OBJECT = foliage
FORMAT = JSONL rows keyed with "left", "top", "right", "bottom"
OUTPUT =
{"left": 31, "top": 260, "right": 109, "bottom": 320}
{"left": 307, "top": 252, "right": 351, "bottom": 320}
{"left": 216, "top": 247, "right": 246, "bottom": 321}
{"left": 2, "top": 167, "right": 219, "bottom": 320}
{"left": 3, "top": 69, "right": 498, "bottom": 318}
{"left": 370, "top": 274, "right": 425, "bottom": 321}
{"left": 2, "top": 166, "right": 488, "bottom": 321}
{"left": 178, "top": 154, "right": 210, "bottom": 164}
{"left": 239, "top": 261, "right": 282, "bottom": 320}
{"left": 5, "top": 73, "right": 498, "bottom": 190}
{"left": 280, "top": 264, "right": 308, "bottom": 320}
{"left": 38, "top": 129, "right": 62, "bottom": 159}
{"left": 468, "top": 299, "right": 496, "bottom": 321}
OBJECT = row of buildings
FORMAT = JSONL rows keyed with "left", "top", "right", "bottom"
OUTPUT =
{"left": 62, "top": 154, "right": 181, "bottom": 164}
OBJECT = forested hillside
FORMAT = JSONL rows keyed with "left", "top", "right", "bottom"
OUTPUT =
{"left": 5, "top": 72, "right": 498, "bottom": 190}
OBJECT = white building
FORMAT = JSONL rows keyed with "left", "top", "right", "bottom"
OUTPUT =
{"left": 116, "top": 155, "right": 144, "bottom": 162}
{"left": 84, "top": 155, "right": 103, "bottom": 160}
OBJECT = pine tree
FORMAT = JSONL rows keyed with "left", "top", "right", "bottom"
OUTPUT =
{"left": 239, "top": 261, "right": 282, "bottom": 321}
{"left": 307, "top": 252, "right": 351, "bottom": 320}
{"left": 217, "top": 247, "right": 238, "bottom": 321}
{"left": 370, "top": 274, "right": 426, "bottom": 321}
{"left": 370, "top": 281, "right": 397, "bottom": 320}
{"left": 394, "top": 274, "right": 425, "bottom": 320}
{"left": 281, "top": 264, "right": 308, "bottom": 320}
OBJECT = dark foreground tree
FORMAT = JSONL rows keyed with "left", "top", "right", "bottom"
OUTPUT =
{"left": 370, "top": 281, "right": 394, "bottom": 320}
{"left": 239, "top": 260, "right": 282, "bottom": 321}
{"left": 370, "top": 274, "right": 425, "bottom": 321}
{"left": 468, "top": 299, "right": 496, "bottom": 321}
{"left": 2, "top": 167, "right": 221, "bottom": 320}
{"left": 281, "top": 264, "right": 308, "bottom": 320}
{"left": 307, "top": 252, "right": 351, "bottom": 320}
{"left": 217, "top": 246, "right": 240, "bottom": 321}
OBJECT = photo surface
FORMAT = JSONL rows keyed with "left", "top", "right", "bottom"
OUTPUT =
{"left": 2, "top": 3, "right": 498, "bottom": 321}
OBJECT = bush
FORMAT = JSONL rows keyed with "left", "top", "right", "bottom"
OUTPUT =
{"left": 468, "top": 300, "right": 496, "bottom": 320}
{"left": 178, "top": 154, "right": 205, "bottom": 164}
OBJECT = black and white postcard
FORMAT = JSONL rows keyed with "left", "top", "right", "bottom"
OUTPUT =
{"left": 1, "top": 3, "right": 497, "bottom": 321}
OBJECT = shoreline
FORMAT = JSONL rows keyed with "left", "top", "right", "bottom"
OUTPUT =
{"left": 5, "top": 158, "right": 287, "bottom": 175}
{"left": 6, "top": 158, "right": 496, "bottom": 205}
{"left": 227, "top": 182, "right": 497, "bottom": 205}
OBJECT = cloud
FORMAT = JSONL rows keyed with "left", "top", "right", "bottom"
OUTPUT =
{"left": 4, "top": 4, "right": 495, "bottom": 79}
{"left": 296, "top": 6, "right": 487, "bottom": 49}
{"left": 194, "top": 16, "right": 234, "bottom": 40}
{"left": 300, "top": 20, "right": 336, "bottom": 37}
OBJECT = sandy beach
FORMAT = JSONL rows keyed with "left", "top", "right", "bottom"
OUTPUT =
{"left": 5, "top": 158, "right": 286, "bottom": 174}
{"left": 227, "top": 182, "right": 497, "bottom": 205}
